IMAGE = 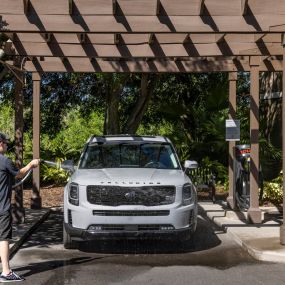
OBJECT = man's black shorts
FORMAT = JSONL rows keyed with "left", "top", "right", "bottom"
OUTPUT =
{"left": 0, "top": 211, "right": 12, "bottom": 241}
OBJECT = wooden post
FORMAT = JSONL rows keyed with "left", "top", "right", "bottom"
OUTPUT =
{"left": 248, "top": 56, "right": 262, "bottom": 224}
{"left": 31, "top": 72, "right": 42, "bottom": 209}
{"left": 227, "top": 72, "right": 237, "bottom": 209}
{"left": 12, "top": 64, "right": 25, "bottom": 223}
{"left": 280, "top": 39, "right": 285, "bottom": 245}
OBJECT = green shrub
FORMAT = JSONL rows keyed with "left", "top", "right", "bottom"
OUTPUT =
{"left": 0, "top": 103, "right": 14, "bottom": 139}
{"left": 41, "top": 157, "right": 69, "bottom": 185}
{"left": 39, "top": 109, "right": 104, "bottom": 184}
{"left": 262, "top": 173, "right": 283, "bottom": 205}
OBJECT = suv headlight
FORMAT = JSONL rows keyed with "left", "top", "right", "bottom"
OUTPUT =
{"left": 69, "top": 183, "right": 79, "bottom": 206}
{"left": 182, "top": 183, "right": 193, "bottom": 205}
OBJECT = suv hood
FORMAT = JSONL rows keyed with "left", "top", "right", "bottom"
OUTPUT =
{"left": 71, "top": 168, "right": 188, "bottom": 186}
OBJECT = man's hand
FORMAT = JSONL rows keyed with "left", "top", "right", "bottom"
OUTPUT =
{"left": 17, "top": 159, "right": 40, "bottom": 179}
{"left": 30, "top": 159, "right": 40, "bottom": 168}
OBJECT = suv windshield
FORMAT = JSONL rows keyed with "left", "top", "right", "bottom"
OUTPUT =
{"left": 79, "top": 142, "right": 180, "bottom": 169}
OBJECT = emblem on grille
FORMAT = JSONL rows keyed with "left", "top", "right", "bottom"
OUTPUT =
{"left": 125, "top": 191, "right": 136, "bottom": 199}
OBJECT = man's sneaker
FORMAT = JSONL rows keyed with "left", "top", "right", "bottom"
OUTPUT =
{"left": 0, "top": 271, "right": 24, "bottom": 282}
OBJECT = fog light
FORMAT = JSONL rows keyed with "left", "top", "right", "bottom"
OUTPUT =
{"left": 88, "top": 225, "right": 102, "bottom": 231}
{"left": 160, "top": 225, "right": 174, "bottom": 231}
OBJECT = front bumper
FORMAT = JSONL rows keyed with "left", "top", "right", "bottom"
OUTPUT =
{"left": 64, "top": 222, "right": 193, "bottom": 241}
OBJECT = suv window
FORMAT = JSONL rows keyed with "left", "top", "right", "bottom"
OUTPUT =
{"left": 79, "top": 142, "right": 180, "bottom": 169}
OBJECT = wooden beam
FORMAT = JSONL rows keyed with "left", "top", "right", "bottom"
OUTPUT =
{"left": 281, "top": 44, "right": 285, "bottom": 244}
{"left": 21, "top": 57, "right": 284, "bottom": 73}
{"left": 248, "top": 57, "right": 262, "bottom": 224}
{"left": 9, "top": 42, "right": 285, "bottom": 58}
{"left": 4, "top": 14, "right": 283, "bottom": 33}
{"left": 227, "top": 71, "right": 238, "bottom": 210}
{"left": 23, "top": 0, "right": 30, "bottom": 15}
{"left": 241, "top": 0, "right": 249, "bottom": 16}
{"left": 31, "top": 72, "right": 42, "bottom": 209}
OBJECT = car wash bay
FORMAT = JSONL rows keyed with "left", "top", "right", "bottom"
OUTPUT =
{"left": 0, "top": 0, "right": 284, "bottom": 244}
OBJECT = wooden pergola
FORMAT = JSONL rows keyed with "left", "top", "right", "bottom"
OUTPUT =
{"left": 1, "top": 0, "right": 285, "bottom": 244}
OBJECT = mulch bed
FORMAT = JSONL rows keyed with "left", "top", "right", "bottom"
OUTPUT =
{"left": 12, "top": 185, "right": 64, "bottom": 208}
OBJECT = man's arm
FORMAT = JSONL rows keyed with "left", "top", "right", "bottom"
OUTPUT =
{"left": 16, "top": 159, "right": 40, "bottom": 179}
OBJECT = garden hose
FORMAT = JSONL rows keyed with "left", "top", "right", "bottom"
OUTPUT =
{"left": 12, "top": 159, "right": 64, "bottom": 189}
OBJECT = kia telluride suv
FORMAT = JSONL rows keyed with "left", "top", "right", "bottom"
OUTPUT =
{"left": 63, "top": 135, "right": 198, "bottom": 249}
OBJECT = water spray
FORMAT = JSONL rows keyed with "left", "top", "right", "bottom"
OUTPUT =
{"left": 12, "top": 159, "right": 73, "bottom": 189}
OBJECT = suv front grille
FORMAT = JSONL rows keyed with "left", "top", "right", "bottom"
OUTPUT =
{"left": 87, "top": 185, "right": 175, "bottom": 206}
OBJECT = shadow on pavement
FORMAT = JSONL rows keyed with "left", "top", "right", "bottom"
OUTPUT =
{"left": 23, "top": 208, "right": 222, "bottom": 254}
{"left": 21, "top": 211, "right": 63, "bottom": 249}
{"left": 78, "top": 214, "right": 222, "bottom": 254}
{"left": 17, "top": 208, "right": 258, "bottom": 270}
{"left": 15, "top": 256, "right": 100, "bottom": 278}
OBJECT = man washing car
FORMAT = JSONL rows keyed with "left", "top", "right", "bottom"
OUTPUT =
{"left": 0, "top": 132, "right": 40, "bottom": 282}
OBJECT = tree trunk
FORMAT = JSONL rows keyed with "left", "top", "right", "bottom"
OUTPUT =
{"left": 260, "top": 72, "right": 282, "bottom": 142}
{"left": 123, "top": 74, "right": 156, "bottom": 134}
{"left": 104, "top": 74, "right": 128, "bottom": 135}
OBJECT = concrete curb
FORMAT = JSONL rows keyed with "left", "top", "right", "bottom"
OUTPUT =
{"left": 225, "top": 229, "right": 285, "bottom": 263}
{"left": 199, "top": 202, "right": 285, "bottom": 264}
{"left": 10, "top": 210, "right": 51, "bottom": 259}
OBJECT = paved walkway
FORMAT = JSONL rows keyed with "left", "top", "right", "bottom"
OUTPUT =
{"left": 9, "top": 203, "right": 285, "bottom": 263}
{"left": 10, "top": 208, "right": 51, "bottom": 258}
{"left": 199, "top": 201, "right": 285, "bottom": 263}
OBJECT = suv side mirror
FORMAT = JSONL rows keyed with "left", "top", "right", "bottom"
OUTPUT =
{"left": 184, "top": 160, "right": 198, "bottom": 169}
{"left": 61, "top": 160, "right": 75, "bottom": 173}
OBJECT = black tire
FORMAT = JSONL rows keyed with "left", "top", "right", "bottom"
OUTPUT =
{"left": 63, "top": 224, "right": 76, "bottom": 249}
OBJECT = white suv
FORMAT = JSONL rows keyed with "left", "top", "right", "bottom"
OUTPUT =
{"left": 63, "top": 135, "right": 198, "bottom": 249}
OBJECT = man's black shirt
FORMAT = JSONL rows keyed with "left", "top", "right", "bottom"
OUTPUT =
{"left": 0, "top": 154, "right": 19, "bottom": 214}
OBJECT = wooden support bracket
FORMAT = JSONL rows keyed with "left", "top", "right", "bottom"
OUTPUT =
{"left": 241, "top": 0, "right": 249, "bottom": 16}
